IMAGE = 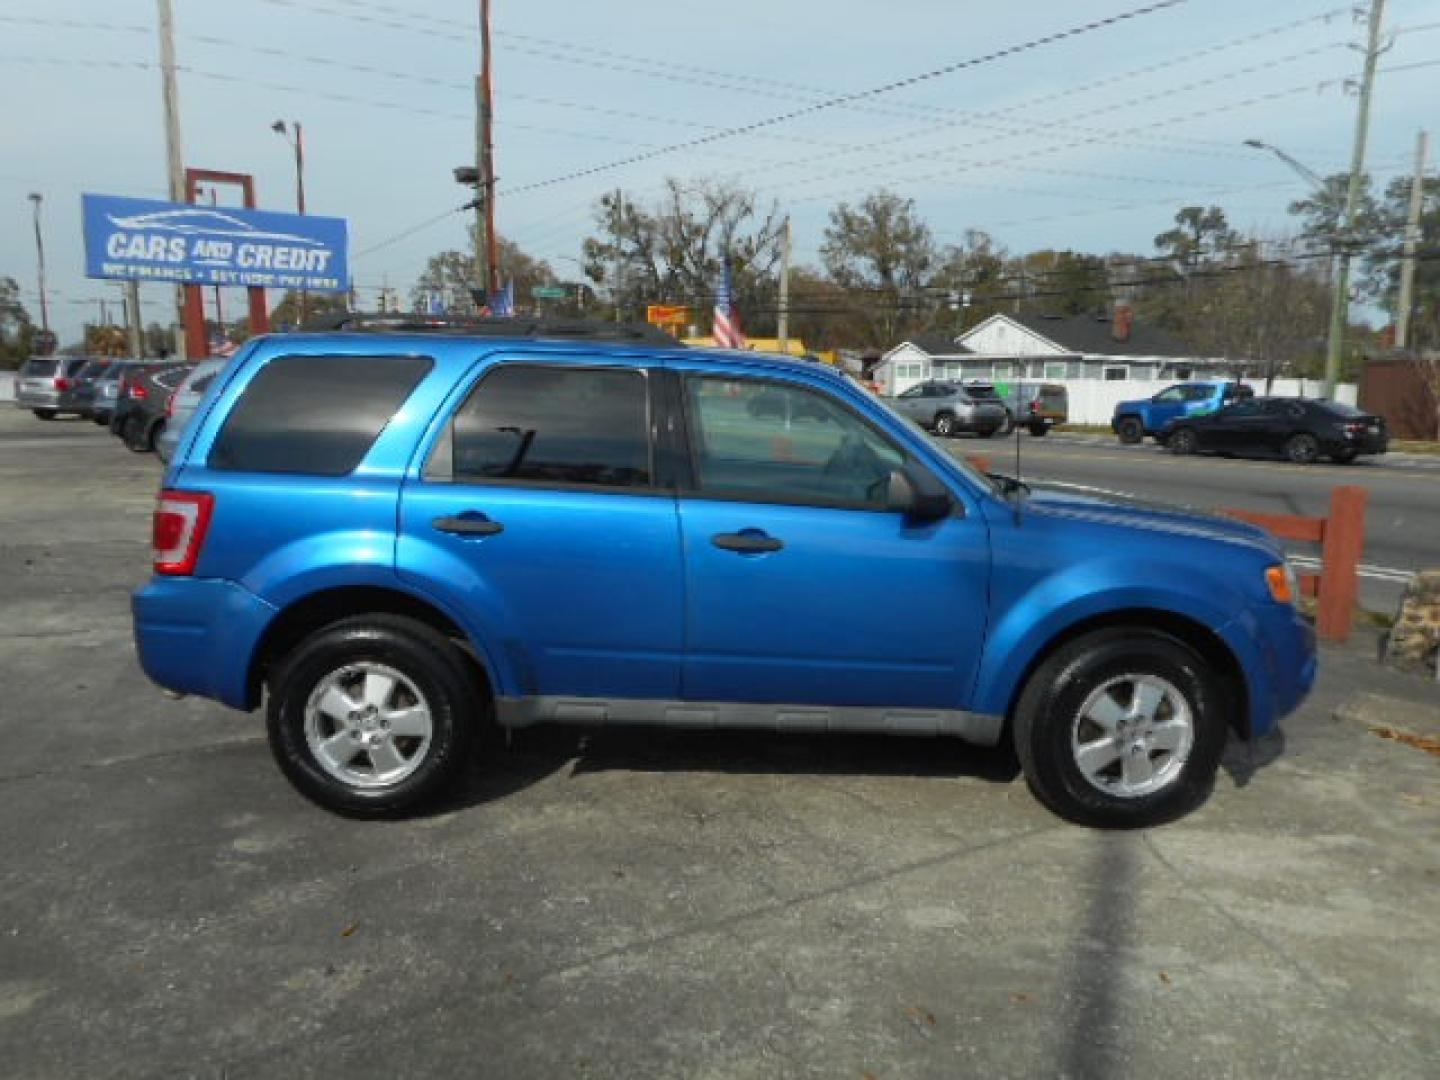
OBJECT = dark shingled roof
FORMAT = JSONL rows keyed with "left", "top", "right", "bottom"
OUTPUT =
{"left": 1008, "top": 312, "right": 1192, "bottom": 358}
{"left": 900, "top": 331, "right": 971, "bottom": 356}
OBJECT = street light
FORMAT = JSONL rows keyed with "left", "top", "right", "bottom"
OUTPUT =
{"left": 26, "top": 192, "right": 50, "bottom": 336}
{"left": 271, "top": 119, "right": 307, "bottom": 324}
{"left": 1243, "top": 138, "right": 1354, "bottom": 400}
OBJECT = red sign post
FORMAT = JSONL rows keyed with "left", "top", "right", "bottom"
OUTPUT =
{"left": 182, "top": 169, "right": 270, "bottom": 359}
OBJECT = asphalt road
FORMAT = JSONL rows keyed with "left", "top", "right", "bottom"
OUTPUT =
{"left": 960, "top": 432, "right": 1440, "bottom": 615}
{"left": 2, "top": 409, "right": 1439, "bottom": 1079}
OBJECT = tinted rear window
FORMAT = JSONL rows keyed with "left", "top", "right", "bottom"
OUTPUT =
{"left": 20, "top": 359, "right": 57, "bottom": 377}
{"left": 209, "top": 354, "right": 432, "bottom": 475}
{"left": 1316, "top": 400, "right": 1365, "bottom": 418}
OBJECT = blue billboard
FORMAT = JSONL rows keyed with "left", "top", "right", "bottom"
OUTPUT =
{"left": 82, "top": 194, "right": 348, "bottom": 292}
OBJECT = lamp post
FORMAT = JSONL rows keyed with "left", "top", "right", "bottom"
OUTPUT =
{"left": 27, "top": 192, "right": 50, "bottom": 335}
{"left": 1244, "top": 138, "right": 1351, "bottom": 399}
{"left": 270, "top": 119, "right": 307, "bottom": 325}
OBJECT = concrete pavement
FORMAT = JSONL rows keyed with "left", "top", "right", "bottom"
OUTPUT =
{"left": 1, "top": 410, "right": 1438, "bottom": 1080}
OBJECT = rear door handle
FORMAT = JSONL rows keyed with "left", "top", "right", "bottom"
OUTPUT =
{"left": 712, "top": 531, "right": 783, "bottom": 554}
{"left": 433, "top": 512, "right": 504, "bottom": 537}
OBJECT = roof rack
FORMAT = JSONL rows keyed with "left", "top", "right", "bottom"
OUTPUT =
{"left": 298, "top": 312, "right": 680, "bottom": 345}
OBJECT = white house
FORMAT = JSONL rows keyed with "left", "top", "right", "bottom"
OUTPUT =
{"left": 874, "top": 310, "right": 1354, "bottom": 423}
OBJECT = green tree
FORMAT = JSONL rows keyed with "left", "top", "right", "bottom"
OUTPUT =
{"left": 820, "top": 189, "right": 936, "bottom": 348}
{"left": 412, "top": 231, "right": 556, "bottom": 316}
{"left": 269, "top": 289, "right": 351, "bottom": 329}
{"left": 0, "top": 276, "right": 34, "bottom": 369}
{"left": 1368, "top": 175, "right": 1440, "bottom": 347}
{"left": 580, "top": 178, "right": 785, "bottom": 331}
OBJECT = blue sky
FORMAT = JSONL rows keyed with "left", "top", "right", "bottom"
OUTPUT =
{"left": 3, "top": 0, "right": 1439, "bottom": 343}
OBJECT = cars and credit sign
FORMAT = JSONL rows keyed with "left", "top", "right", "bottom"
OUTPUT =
{"left": 82, "top": 194, "right": 349, "bottom": 292}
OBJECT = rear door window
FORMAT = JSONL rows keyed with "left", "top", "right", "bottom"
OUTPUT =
{"left": 20, "top": 359, "right": 55, "bottom": 377}
{"left": 209, "top": 354, "right": 432, "bottom": 475}
{"left": 445, "top": 364, "right": 652, "bottom": 489}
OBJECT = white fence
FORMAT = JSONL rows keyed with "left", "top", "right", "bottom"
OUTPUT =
{"left": 1062, "top": 378, "right": 1358, "bottom": 426}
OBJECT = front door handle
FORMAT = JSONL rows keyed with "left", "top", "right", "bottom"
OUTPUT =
{"left": 712, "top": 531, "right": 783, "bottom": 554}
{"left": 433, "top": 512, "right": 504, "bottom": 537}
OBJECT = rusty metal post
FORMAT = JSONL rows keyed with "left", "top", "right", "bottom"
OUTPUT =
{"left": 1315, "top": 485, "right": 1368, "bottom": 643}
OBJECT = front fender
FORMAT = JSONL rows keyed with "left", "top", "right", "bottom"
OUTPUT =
{"left": 971, "top": 557, "right": 1250, "bottom": 717}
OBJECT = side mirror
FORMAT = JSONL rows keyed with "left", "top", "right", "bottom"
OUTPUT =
{"left": 886, "top": 466, "right": 953, "bottom": 521}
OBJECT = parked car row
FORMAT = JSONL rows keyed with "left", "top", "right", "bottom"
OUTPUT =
{"left": 11, "top": 356, "right": 226, "bottom": 463}
{"left": 1110, "top": 381, "right": 1388, "bottom": 464}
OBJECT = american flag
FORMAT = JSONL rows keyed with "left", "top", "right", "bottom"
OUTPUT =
{"left": 712, "top": 263, "right": 746, "bottom": 349}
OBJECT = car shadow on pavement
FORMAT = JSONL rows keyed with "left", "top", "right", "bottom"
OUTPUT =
{"left": 1219, "top": 727, "right": 1286, "bottom": 789}
{"left": 555, "top": 725, "right": 1020, "bottom": 783}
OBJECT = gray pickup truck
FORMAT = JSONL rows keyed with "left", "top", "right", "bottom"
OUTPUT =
{"left": 888, "top": 380, "right": 1007, "bottom": 437}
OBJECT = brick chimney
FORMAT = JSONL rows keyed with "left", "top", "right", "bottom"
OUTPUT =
{"left": 1112, "top": 303, "right": 1134, "bottom": 344}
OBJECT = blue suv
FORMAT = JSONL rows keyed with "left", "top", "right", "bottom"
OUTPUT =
{"left": 132, "top": 326, "right": 1315, "bottom": 826}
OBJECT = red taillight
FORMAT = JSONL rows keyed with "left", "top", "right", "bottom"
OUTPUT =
{"left": 129, "top": 382, "right": 149, "bottom": 400}
{"left": 1028, "top": 400, "right": 1041, "bottom": 414}
{"left": 153, "top": 490, "right": 214, "bottom": 575}
{"left": 54, "top": 377, "right": 72, "bottom": 392}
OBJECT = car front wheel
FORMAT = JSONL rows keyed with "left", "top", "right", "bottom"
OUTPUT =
{"left": 1013, "top": 628, "right": 1226, "bottom": 828}
{"left": 1116, "top": 417, "right": 1143, "bottom": 444}
{"left": 267, "top": 615, "right": 479, "bottom": 816}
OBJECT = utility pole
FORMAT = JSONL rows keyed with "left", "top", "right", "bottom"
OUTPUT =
{"left": 1323, "top": 0, "right": 1386, "bottom": 398}
{"left": 475, "top": 0, "right": 500, "bottom": 306}
{"left": 1396, "top": 129, "right": 1430, "bottom": 350}
{"left": 126, "top": 281, "right": 145, "bottom": 359}
{"left": 776, "top": 216, "right": 792, "bottom": 354}
{"left": 156, "top": 0, "right": 187, "bottom": 361}
{"left": 26, "top": 192, "right": 49, "bottom": 334}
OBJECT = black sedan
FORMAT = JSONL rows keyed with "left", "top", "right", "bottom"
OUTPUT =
{"left": 1164, "top": 397, "right": 1388, "bottom": 465}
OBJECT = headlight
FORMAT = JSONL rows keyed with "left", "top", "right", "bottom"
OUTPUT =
{"left": 1265, "top": 562, "right": 1298, "bottom": 605}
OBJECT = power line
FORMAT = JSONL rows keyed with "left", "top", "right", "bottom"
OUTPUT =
{"left": 494, "top": 0, "right": 1192, "bottom": 197}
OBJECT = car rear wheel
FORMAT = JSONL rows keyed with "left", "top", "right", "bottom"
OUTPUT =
{"left": 33, "top": 409, "right": 57, "bottom": 421}
{"left": 1116, "top": 416, "right": 1143, "bottom": 444}
{"left": 1028, "top": 423, "right": 1048, "bottom": 437}
{"left": 1013, "top": 628, "right": 1225, "bottom": 828}
{"left": 933, "top": 412, "right": 957, "bottom": 437}
{"left": 1285, "top": 433, "right": 1320, "bottom": 465}
{"left": 1168, "top": 428, "right": 1197, "bottom": 455}
{"left": 267, "top": 615, "right": 479, "bottom": 816}
{"left": 123, "top": 416, "right": 150, "bottom": 453}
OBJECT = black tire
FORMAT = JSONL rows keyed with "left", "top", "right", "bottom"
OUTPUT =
{"left": 1331, "top": 449, "right": 1358, "bottom": 464}
{"left": 1168, "top": 428, "right": 1197, "bottom": 455}
{"left": 933, "top": 412, "right": 957, "bottom": 437}
{"left": 147, "top": 420, "right": 165, "bottom": 452}
{"left": 267, "top": 615, "right": 480, "bottom": 816}
{"left": 92, "top": 415, "right": 108, "bottom": 427}
{"left": 977, "top": 425, "right": 998, "bottom": 439}
{"left": 123, "top": 416, "right": 151, "bottom": 453}
{"left": 1284, "top": 432, "right": 1320, "bottom": 465}
{"left": 33, "top": 409, "right": 57, "bottom": 421}
{"left": 1013, "top": 628, "right": 1226, "bottom": 828}
{"left": 1028, "top": 423, "right": 1048, "bottom": 437}
{"left": 1116, "top": 416, "right": 1144, "bottom": 445}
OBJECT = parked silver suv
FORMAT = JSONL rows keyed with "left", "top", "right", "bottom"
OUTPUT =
{"left": 889, "top": 380, "right": 1007, "bottom": 437}
{"left": 13, "top": 355, "right": 91, "bottom": 419}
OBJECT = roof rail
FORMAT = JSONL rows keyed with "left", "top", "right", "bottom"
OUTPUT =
{"left": 298, "top": 312, "right": 680, "bottom": 345}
